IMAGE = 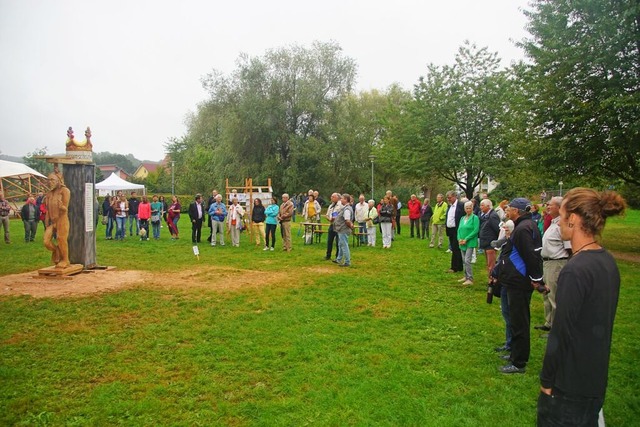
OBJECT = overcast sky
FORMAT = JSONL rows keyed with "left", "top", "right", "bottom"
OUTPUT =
{"left": 0, "top": 0, "right": 531, "bottom": 162}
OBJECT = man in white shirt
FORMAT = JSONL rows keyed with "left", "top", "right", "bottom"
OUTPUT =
{"left": 354, "top": 194, "right": 369, "bottom": 244}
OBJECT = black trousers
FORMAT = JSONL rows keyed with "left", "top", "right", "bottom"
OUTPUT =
{"left": 537, "top": 391, "right": 603, "bottom": 427}
{"left": 326, "top": 225, "right": 339, "bottom": 258}
{"left": 410, "top": 219, "right": 420, "bottom": 237}
{"left": 191, "top": 218, "right": 203, "bottom": 243}
{"left": 446, "top": 226, "right": 463, "bottom": 271}
{"left": 507, "top": 287, "right": 533, "bottom": 368}
{"left": 420, "top": 219, "right": 430, "bottom": 238}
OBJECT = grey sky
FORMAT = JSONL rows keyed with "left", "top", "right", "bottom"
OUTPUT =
{"left": 0, "top": 0, "right": 530, "bottom": 162}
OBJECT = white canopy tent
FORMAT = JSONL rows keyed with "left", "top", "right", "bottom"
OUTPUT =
{"left": 0, "top": 159, "right": 47, "bottom": 196}
{"left": 96, "top": 173, "right": 145, "bottom": 196}
{"left": 0, "top": 159, "right": 47, "bottom": 180}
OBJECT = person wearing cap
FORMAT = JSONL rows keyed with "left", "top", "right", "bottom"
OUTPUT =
{"left": 188, "top": 194, "right": 205, "bottom": 244}
{"left": 496, "top": 197, "right": 545, "bottom": 374}
{"left": 535, "top": 196, "right": 572, "bottom": 334}
{"left": 491, "top": 219, "right": 516, "bottom": 354}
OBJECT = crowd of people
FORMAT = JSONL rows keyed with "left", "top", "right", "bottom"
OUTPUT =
{"left": 3, "top": 182, "right": 628, "bottom": 425}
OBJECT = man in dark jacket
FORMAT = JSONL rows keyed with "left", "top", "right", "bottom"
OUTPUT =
{"left": 479, "top": 199, "right": 501, "bottom": 281}
{"left": 128, "top": 192, "right": 140, "bottom": 237}
{"left": 445, "top": 191, "right": 466, "bottom": 273}
{"left": 188, "top": 194, "right": 205, "bottom": 243}
{"left": 497, "top": 197, "right": 545, "bottom": 374}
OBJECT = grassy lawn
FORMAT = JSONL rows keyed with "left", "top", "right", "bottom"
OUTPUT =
{"left": 1, "top": 212, "right": 639, "bottom": 426}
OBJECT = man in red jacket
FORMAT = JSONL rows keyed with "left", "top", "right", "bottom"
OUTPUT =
{"left": 407, "top": 194, "right": 422, "bottom": 238}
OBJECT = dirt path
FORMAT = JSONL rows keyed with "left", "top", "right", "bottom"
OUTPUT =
{"left": 0, "top": 265, "right": 303, "bottom": 299}
{"left": 1, "top": 251, "right": 636, "bottom": 299}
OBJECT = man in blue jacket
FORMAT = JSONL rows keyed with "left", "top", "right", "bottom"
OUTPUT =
{"left": 208, "top": 194, "right": 227, "bottom": 247}
{"left": 497, "top": 198, "right": 545, "bottom": 374}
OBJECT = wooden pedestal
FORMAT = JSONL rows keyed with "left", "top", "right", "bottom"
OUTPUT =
{"left": 38, "top": 264, "right": 84, "bottom": 278}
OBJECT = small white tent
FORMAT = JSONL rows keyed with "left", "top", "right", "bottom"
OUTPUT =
{"left": 95, "top": 173, "right": 145, "bottom": 196}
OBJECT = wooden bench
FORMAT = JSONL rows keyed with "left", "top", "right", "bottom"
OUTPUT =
{"left": 313, "top": 229, "right": 327, "bottom": 244}
{"left": 352, "top": 232, "right": 368, "bottom": 247}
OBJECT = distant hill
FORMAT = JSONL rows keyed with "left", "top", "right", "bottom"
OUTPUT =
{"left": 0, "top": 154, "right": 25, "bottom": 163}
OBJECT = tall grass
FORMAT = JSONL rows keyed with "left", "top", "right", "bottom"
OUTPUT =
{"left": 1, "top": 215, "right": 638, "bottom": 426}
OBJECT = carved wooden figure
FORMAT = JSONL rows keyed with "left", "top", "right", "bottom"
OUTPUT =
{"left": 43, "top": 171, "right": 71, "bottom": 268}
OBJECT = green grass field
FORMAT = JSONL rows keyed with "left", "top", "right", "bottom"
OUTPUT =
{"left": 1, "top": 212, "right": 639, "bottom": 426}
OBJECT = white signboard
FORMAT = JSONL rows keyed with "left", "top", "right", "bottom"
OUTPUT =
{"left": 85, "top": 183, "right": 94, "bottom": 232}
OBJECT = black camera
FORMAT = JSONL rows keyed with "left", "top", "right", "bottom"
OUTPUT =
{"left": 534, "top": 281, "right": 549, "bottom": 295}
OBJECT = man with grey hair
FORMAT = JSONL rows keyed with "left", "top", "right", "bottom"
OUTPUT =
{"left": 278, "top": 193, "right": 294, "bottom": 252}
{"left": 430, "top": 193, "right": 447, "bottom": 248}
{"left": 445, "top": 191, "right": 465, "bottom": 273}
{"left": 208, "top": 194, "right": 227, "bottom": 246}
{"left": 479, "top": 198, "right": 501, "bottom": 281}
{"left": 535, "top": 196, "right": 571, "bottom": 333}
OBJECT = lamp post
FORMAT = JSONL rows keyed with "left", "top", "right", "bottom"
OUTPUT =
{"left": 559, "top": 180, "right": 563, "bottom": 197}
{"left": 368, "top": 154, "right": 376, "bottom": 201}
{"left": 171, "top": 161, "right": 175, "bottom": 195}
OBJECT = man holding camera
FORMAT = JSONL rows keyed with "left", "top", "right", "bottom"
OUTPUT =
{"left": 496, "top": 198, "right": 545, "bottom": 374}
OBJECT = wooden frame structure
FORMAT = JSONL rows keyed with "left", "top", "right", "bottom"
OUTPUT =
{"left": 225, "top": 178, "right": 273, "bottom": 240}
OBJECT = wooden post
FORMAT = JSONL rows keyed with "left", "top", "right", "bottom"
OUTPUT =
{"left": 63, "top": 164, "right": 97, "bottom": 268}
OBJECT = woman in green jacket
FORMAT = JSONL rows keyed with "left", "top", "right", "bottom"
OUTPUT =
{"left": 457, "top": 201, "right": 480, "bottom": 285}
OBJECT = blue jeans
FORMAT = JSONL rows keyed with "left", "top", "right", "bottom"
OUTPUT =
{"left": 500, "top": 286, "right": 512, "bottom": 348}
{"left": 116, "top": 216, "right": 126, "bottom": 240}
{"left": 128, "top": 215, "right": 139, "bottom": 236}
{"left": 336, "top": 233, "right": 351, "bottom": 266}
{"left": 152, "top": 220, "right": 160, "bottom": 239}
{"left": 105, "top": 217, "right": 114, "bottom": 239}
{"left": 358, "top": 222, "right": 367, "bottom": 243}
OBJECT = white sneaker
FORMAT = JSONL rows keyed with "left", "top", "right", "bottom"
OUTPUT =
{"left": 263, "top": 246, "right": 269, "bottom": 251}
{"left": 270, "top": 247, "right": 274, "bottom": 251}
{"left": 445, "top": 249, "right": 452, "bottom": 253}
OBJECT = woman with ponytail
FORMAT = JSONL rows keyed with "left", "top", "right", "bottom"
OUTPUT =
{"left": 538, "top": 188, "right": 626, "bottom": 426}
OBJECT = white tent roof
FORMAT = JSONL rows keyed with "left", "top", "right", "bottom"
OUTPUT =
{"left": 96, "top": 173, "right": 145, "bottom": 191}
{"left": 0, "top": 159, "right": 47, "bottom": 179}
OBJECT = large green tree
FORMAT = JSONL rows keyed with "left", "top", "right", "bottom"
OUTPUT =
{"left": 520, "top": 0, "right": 640, "bottom": 186}
{"left": 387, "top": 43, "right": 514, "bottom": 198}
{"left": 169, "top": 41, "right": 365, "bottom": 195}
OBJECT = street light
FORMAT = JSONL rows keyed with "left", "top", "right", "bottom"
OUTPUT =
{"left": 171, "top": 161, "right": 175, "bottom": 195}
{"left": 558, "top": 181, "right": 563, "bottom": 197}
{"left": 368, "top": 154, "right": 376, "bottom": 201}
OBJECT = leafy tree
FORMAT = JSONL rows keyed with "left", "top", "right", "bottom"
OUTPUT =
{"left": 95, "top": 167, "right": 104, "bottom": 183}
{"left": 23, "top": 147, "right": 53, "bottom": 176}
{"left": 175, "top": 41, "right": 358, "bottom": 194}
{"left": 520, "top": 0, "right": 640, "bottom": 186}
{"left": 386, "top": 42, "right": 513, "bottom": 199}
{"left": 93, "top": 152, "right": 137, "bottom": 175}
